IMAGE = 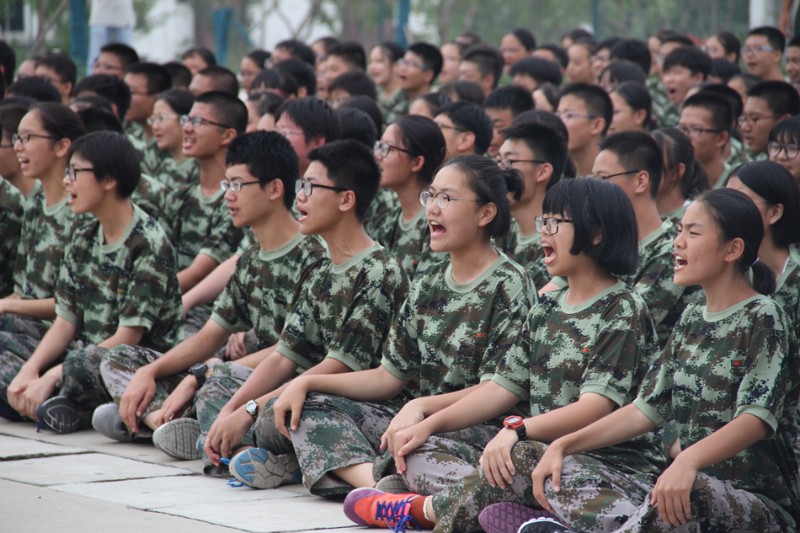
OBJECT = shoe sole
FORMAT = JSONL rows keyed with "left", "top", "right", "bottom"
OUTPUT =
{"left": 91, "top": 403, "right": 133, "bottom": 442}
{"left": 479, "top": 502, "right": 543, "bottom": 533}
{"left": 37, "top": 397, "right": 86, "bottom": 434}
{"left": 344, "top": 487, "right": 382, "bottom": 526}
{"left": 153, "top": 418, "right": 201, "bottom": 460}
{"left": 230, "top": 447, "right": 301, "bottom": 489}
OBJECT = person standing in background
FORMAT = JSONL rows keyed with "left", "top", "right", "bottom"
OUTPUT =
{"left": 88, "top": 0, "right": 135, "bottom": 74}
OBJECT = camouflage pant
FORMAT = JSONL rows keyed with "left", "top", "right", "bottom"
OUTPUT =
{"left": 375, "top": 423, "right": 499, "bottom": 496}
{"left": 60, "top": 343, "right": 114, "bottom": 417}
{"left": 431, "top": 441, "right": 653, "bottom": 533}
{"left": 280, "top": 393, "right": 398, "bottom": 497}
{"left": 0, "top": 313, "right": 50, "bottom": 388}
{"left": 195, "top": 362, "right": 253, "bottom": 442}
{"left": 99, "top": 345, "right": 185, "bottom": 417}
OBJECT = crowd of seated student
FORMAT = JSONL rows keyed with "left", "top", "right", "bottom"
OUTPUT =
{"left": 0, "top": 20, "right": 799, "bottom": 533}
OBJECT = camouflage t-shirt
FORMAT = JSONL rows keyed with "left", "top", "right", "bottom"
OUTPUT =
{"left": 774, "top": 245, "right": 800, "bottom": 351}
{"left": 162, "top": 183, "right": 243, "bottom": 270}
{"left": 647, "top": 77, "right": 678, "bottom": 128}
{"left": 277, "top": 244, "right": 409, "bottom": 373}
{"left": 142, "top": 152, "right": 199, "bottom": 190}
{"left": 131, "top": 172, "right": 169, "bottom": 223}
{"left": 377, "top": 87, "right": 409, "bottom": 126}
{"left": 372, "top": 205, "right": 445, "bottom": 279}
{"left": 55, "top": 204, "right": 183, "bottom": 351}
{"left": 634, "top": 296, "right": 800, "bottom": 524}
{"left": 494, "top": 282, "right": 665, "bottom": 477}
{"left": 726, "top": 137, "right": 752, "bottom": 169}
{"left": 382, "top": 253, "right": 534, "bottom": 400}
{"left": 13, "top": 185, "right": 86, "bottom": 300}
{"left": 364, "top": 187, "right": 399, "bottom": 242}
{"left": 125, "top": 121, "right": 148, "bottom": 153}
{"left": 210, "top": 234, "right": 328, "bottom": 350}
{"left": 0, "top": 177, "right": 24, "bottom": 296}
{"left": 510, "top": 226, "right": 548, "bottom": 291}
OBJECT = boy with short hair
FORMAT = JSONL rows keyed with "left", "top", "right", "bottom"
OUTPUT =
{"left": 73, "top": 74, "right": 131, "bottom": 123}
{"left": 679, "top": 91, "right": 734, "bottom": 188}
{"left": 508, "top": 57, "right": 562, "bottom": 93}
{"left": 483, "top": 85, "right": 534, "bottom": 157}
{"left": 95, "top": 131, "right": 327, "bottom": 450}
{"left": 34, "top": 53, "right": 77, "bottom": 104}
{"left": 459, "top": 44, "right": 504, "bottom": 98}
{"left": 93, "top": 42, "right": 140, "bottom": 78}
{"left": 398, "top": 42, "right": 442, "bottom": 103}
{"left": 434, "top": 101, "right": 493, "bottom": 160}
{"left": 742, "top": 81, "right": 800, "bottom": 159}
{"left": 123, "top": 62, "right": 172, "bottom": 152}
{"left": 188, "top": 66, "right": 239, "bottom": 97}
{"left": 556, "top": 82, "right": 612, "bottom": 177}
{"left": 661, "top": 46, "right": 712, "bottom": 107}
{"left": 742, "top": 26, "right": 785, "bottom": 82}
{"left": 325, "top": 41, "right": 367, "bottom": 85}
{"left": 786, "top": 35, "right": 800, "bottom": 87}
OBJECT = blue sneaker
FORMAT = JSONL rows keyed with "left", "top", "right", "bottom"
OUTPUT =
{"left": 229, "top": 447, "right": 301, "bottom": 489}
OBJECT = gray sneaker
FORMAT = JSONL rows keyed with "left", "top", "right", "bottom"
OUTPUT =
{"left": 152, "top": 418, "right": 201, "bottom": 460}
{"left": 374, "top": 474, "right": 409, "bottom": 494}
{"left": 229, "top": 447, "right": 301, "bottom": 489}
{"left": 91, "top": 403, "right": 133, "bottom": 442}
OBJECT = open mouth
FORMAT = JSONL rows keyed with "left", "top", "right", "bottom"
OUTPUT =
{"left": 297, "top": 206, "right": 308, "bottom": 222}
{"left": 674, "top": 254, "right": 688, "bottom": 271}
{"left": 542, "top": 243, "right": 555, "bottom": 264}
{"left": 429, "top": 221, "right": 446, "bottom": 236}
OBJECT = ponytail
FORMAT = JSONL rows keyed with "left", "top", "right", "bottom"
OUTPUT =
{"left": 751, "top": 260, "right": 776, "bottom": 295}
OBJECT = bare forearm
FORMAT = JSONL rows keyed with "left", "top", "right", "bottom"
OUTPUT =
{"left": 178, "top": 254, "right": 219, "bottom": 293}
{"left": 150, "top": 322, "right": 230, "bottom": 378}
{"left": 675, "top": 414, "right": 768, "bottom": 470}
{"left": 182, "top": 255, "right": 237, "bottom": 310}
{"left": 24, "top": 318, "right": 76, "bottom": 374}
{"left": 524, "top": 393, "right": 615, "bottom": 443}
{"left": 558, "top": 403, "right": 656, "bottom": 456}
{"left": 299, "top": 365, "right": 406, "bottom": 401}
{"left": 224, "top": 352, "right": 297, "bottom": 411}
{"left": 419, "top": 381, "right": 519, "bottom": 435}
{"left": 2, "top": 297, "right": 56, "bottom": 320}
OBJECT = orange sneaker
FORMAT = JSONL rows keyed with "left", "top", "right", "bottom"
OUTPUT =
{"left": 344, "top": 487, "right": 428, "bottom": 530}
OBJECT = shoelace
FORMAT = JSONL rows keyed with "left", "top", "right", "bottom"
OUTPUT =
{"left": 375, "top": 495, "right": 415, "bottom": 522}
{"left": 388, "top": 514, "right": 421, "bottom": 533}
{"left": 219, "top": 457, "right": 244, "bottom": 487}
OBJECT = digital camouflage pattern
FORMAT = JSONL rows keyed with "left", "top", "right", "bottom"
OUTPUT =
{"left": 125, "top": 121, "right": 148, "bottom": 153}
{"left": 647, "top": 77, "right": 679, "bottom": 128}
{"left": 195, "top": 361, "right": 253, "bottom": 441}
{"left": 726, "top": 136, "right": 753, "bottom": 169}
{"left": 161, "top": 183, "right": 243, "bottom": 270}
{"left": 0, "top": 177, "right": 24, "bottom": 296}
{"left": 511, "top": 229, "right": 548, "bottom": 291}
{"left": 277, "top": 244, "right": 408, "bottom": 373}
{"left": 632, "top": 222, "right": 702, "bottom": 347}
{"left": 210, "top": 234, "right": 328, "bottom": 350}
{"left": 131, "top": 174, "right": 169, "bottom": 223}
{"left": 55, "top": 204, "right": 183, "bottom": 352}
{"left": 493, "top": 282, "right": 665, "bottom": 477}
{"left": 59, "top": 343, "right": 113, "bottom": 417}
{"left": 0, "top": 315, "right": 50, "bottom": 388}
{"left": 141, "top": 150, "right": 199, "bottom": 190}
{"left": 363, "top": 187, "right": 398, "bottom": 241}
{"left": 634, "top": 295, "right": 800, "bottom": 528}
{"left": 371, "top": 205, "right": 445, "bottom": 279}
{"left": 377, "top": 87, "right": 409, "bottom": 126}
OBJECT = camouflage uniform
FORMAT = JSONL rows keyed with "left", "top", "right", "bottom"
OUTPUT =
{"left": 506, "top": 221, "right": 548, "bottom": 291}
{"left": 712, "top": 160, "right": 734, "bottom": 189}
{"left": 102, "top": 234, "right": 327, "bottom": 419}
{"left": 371, "top": 205, "right": 446, "bottom": 279}
{"left": 647, "top": 77, "right": 679, "bottom": 128}
{"left": 142, "top": 152, "right": 199, "bottom": 191}
{"left": 377, "top": 88, "right": 409, "bottom": 126}
{"left": 364, "top": 187, "right": 399, "bottom": 242}
{"left": 196, "top": 244, "right": 408, "bottom": 466}
{"left": 131, "top": 173, "right": 169, "bottom": 223}
{"left": 0, "top": 177, "right": 24, "bottom": 297}
{"left": 662, "top": 201, "right": 689, "bottom": 229}
{"left": 726, "top": 137, "right": 751, "bottom": 169}
{"left": 431, "top": 281, "right": 665, "bottom": 532}
{"left": 124, "top": 121, "right": 148, "bottom": 153}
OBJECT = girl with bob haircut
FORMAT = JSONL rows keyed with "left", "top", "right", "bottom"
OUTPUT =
{"left": 608, "top": 81, "right": 652, "bottom": 135}
{"left": 229, "top": 155, "right": 533, "bottom": 497}
{"left": 767, "top": 116, "right": 800, "bottom": 189}
{"left": 527, "top": 187, "right": 799, "bottom": 532}
{"left": 3, "top": 131, "right": 183, "bottom": 434}
{"left": 144, "top": 88, "right": 199, "bottom": 188}
{"left": 651, "top": 127, "right": 710, "bottom": 225}
{"left": 341, "top": 178, "right": 664, "bottom": 533}
{"left": 368, "top": 114, "right": 447, "bottom": 278}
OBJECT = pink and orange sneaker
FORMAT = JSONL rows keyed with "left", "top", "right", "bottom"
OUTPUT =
{"left": 343, "top": 487, "right": 432, "bottom": 530}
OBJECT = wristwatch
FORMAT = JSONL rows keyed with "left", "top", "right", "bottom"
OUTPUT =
{"left": 503, "top": 415, "right": 527, "bottom": 442}
{"left": 245, "top": 399, "right": 259, "bottom": 420}
{"left": 188, "top": 363, "right": 208, "bottom": 388}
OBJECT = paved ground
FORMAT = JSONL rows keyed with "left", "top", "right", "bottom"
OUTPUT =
{"left": 0, "top": 418, "right": 367, "bottom": 533}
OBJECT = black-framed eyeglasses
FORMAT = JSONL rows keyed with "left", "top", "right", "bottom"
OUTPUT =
{"left": 374, "top": 141, "right": 411, "bottom": 159}
{"left": 497, "top": 158, "right": 547, "bottom": 170}
{"left": 419, "top": 190, "right": 481, "bottom": 209}
{"left": 737, "top": 114, "right": 775, "bottom": 127}
{"left": 678, "top": 125, "right": 723, "bottom": 138}
{"left": 64, "top": 166, "right": 95, "bottom": 182}
{"left": 220, "top": 179, "right": 261, "bottom": 192}
{"left": 535, "top": 216, "right": 573, "bottom": 234}
{"left": 179, "top": 114, "right": 233, "bottom": 129}
{"left": 295, "top": 179, "right": 349, "bottom": 197}
{"left": 767, "top": 142, "right": 800, "bottom": 159}
{"left": 593, "top": 169, "right": 642, "bottom": 180}
{"left": 12, "top": 132, "right": 59, "bottom": 145}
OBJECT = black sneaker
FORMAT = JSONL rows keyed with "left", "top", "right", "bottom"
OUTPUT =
{"left": 36, "top": 396, "right": 91, "bottom": 434}
{"left": 0, "top": 386, "right": 25, "bottom": 422}
{"left": 518, "top": 517, "right": 573, "bottom": 533}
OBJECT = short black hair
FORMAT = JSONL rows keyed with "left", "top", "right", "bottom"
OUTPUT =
{"left": 77, "top": 106, "right": 124, "bottom": 133}
{"left": 0, "top": 102, "right": 29, "bottom": 141}
{"left": 559, "top": 82, "right": 613, "bottom": 136}
{"left": 36, "top": 53, "right": 77, "bottom": 86}
{"left": 769, "top": 115, "right": 800, "bottom": 148}
{"left": 195, "top": 66, "right": 239, "bottom": 96}
{"left": 336, "top": 107, "right": 377, "bottom": 149}
{"left": 598, "top": 131, "right": 663, "bottom": 197}
{"left": 340, "top": 95, "right": 383, "bottom": 135}
{"left": 196, "top": 90, "right": 248, "bottom": 133}
{"left": 70, "top": 95, "right": 115, "bottom": 114}
{"left": 181, "top": 46, "right": 216, "bottom": 66}
{"left": 651, "top": 127, "right": 710, "bottom": 200}
{"left": 609, "top": 39, "right": 651, "bottom": 74}
{"left": 437, "top": 101, "right": 493, "bottom": 155}
{"left": 226, "top": 131, "right": 299, "bottom": 209}
{"left": 393, "top": 114, "right": 446, "bottom": 185}
{"left": 509, "top": 57, "right": 562, "bottom": 86}
{"left": 509, "top": 28, "right": 537, "bottom": 51}
{"left": 0, "top": 40, "right": 16, "bottom": 86}
{"left": 125, "top": 62, "right": 172, "bottom": 95}
{"left": 712, "top": 31, "right": 742, "bottom": 62}
{"left": 156, "top": 88, "right": 195, "bottom": 116}
{"left": 563, "top": 27, "right": 595, "bottom": 45}
{"left": 328, "top": 71, "right": 377, "bottom": 100}
{"left": 463, "top": 44, "right": 503, "bottom": 89}
{"left": 273, "top": 58, "right": 317, "bottom": 95}
{"left": 594, "top": 37, "right": 623, "bottom": 55}
{"left": 501, "top": 122, "right": 568, "bottom": 189}
{"left": 100, "top": 42, "right": 140, "bottom": 68}
{"left": 373, "top": 41, "right": 405, "bottom": 63}
{"left": 682, "top": 91, "right": 733, "bottom": 133}
{"left": 789, "top": 34, "right": 800, "bottom": 49}
{"left": 438, "top": 80, "right": 485, "bottom": 105}
{"left": 483, "top": 85, "right": 534, "bottom": 116}
{"left": 443, "top": 155, "right": 524, "bottom": 238}
{"left": 601, "top": 60, "right": 646, "bottom": 87}
{"left": 612, "top": 81, "right": 652, "bottom": 127}
{"left": 251, "top": 68, "right": 298, "bottom": 97}
{"left": 33, "top": 102, "right": 86, "bottom": 141}
{"left": 699, "top": 83, "right": 743, "bottom": 121}
{"left": 328, "top": 41, "right": 367, "bottom": 71}
{"left": 512, "top": 109, "right": 569, "bottom": 145}
{"left": 407, "top": 42, "right": 443, "bottom": 80}
{"left": 162, "top": 61, "right": 193, "bottom": 89}
{"left": 748, "top": 80, "right": 800, "bottom": 117}
{"left": 542, "top": 178, "right": 638, "bottom": 275}
{"left": 663, "top": 46, "right": 712, "bottom": 79}
{"left": 274, "top": 39, "right": 316, "bottom": 66}
{"left": 747, "top": 26, "right": 785, "bottom": 54}
{"left": 307, "top": 140, "right": 380, "bottom": 220}
{"left": 7, "top": 76, "right": 61, "bottom": 103}
{"left": 661, "top": 34, "right": 694, "bottom": 47}
{"left": 411, "top": 92, "right": 451, "bottom": 118}
{"left": 312, "top": 36, "right": 339, "bottom": 60}
{"left": 710, "top": 58, "right": 740, "bottom": 83}
{"left": 536, "top": 44, "right": 568, "bottom": 68}
{"left": 73, "top": 74, "right": 131, "bottom": 121}
{"left": 69, "top": 131, "right": 140, "bottom": 198}
{"left": 245, "top": 49, "right": 271, "bottom": 70}
{"left": 275, "top": 96, "right": 340, "bottom": 144}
